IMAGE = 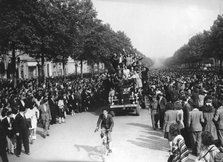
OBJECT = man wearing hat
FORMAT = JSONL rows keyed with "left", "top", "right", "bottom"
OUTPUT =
{"left": 14, "top": 106, "right": 30, "bottom": 157}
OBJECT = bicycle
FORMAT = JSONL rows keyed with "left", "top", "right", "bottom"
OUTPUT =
{"left": 94, "top": 128, "right": 111, "bottom": 158}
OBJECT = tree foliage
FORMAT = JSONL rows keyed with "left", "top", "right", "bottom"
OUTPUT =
{"left": 0, "top": 0, "right": 153, "bottom": 77}
{"left": 164, "top": 14, "right": 223, "bottom": 69}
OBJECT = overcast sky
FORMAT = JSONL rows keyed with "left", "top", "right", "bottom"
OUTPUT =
{"left": 91, "top": 0, "right": 223, "bottom": 59}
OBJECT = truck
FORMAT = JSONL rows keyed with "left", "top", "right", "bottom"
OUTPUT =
{"left": 108, "top": 83, "right": 141, "bottom": 116}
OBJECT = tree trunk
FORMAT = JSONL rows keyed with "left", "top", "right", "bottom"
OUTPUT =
{"left": 199, "top": 61, "right": 201, "bottom": 68}
{"left": 97, "top": 62, "right": 100, "bottom": 74}
{"left": 41, "top": 53, "right": 45, "bottom": 79}
{"left": 91, "top": 63, "right": 94, "bottom": 77}
{"left": 214, "top": 58, "right": 217, "bottom": 68}
{"left": 11, "top": 42, "right": 17, "bottom": 88}
{"left": 75, "top": 62, "right": 78, "bottom": 76}
{"left": 62, "top": 61, "right": 66, "bottom": 76}
{"left": 80, "top": 59, "right": 83, "bottom": 78}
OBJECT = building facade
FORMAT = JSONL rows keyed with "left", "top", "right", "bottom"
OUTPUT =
{"left": 0, "top": 52, "right": 105, "bottom": 79}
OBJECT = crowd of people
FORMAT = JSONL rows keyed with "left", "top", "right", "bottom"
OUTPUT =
{"left": 2, "top": 51, "right": 223, "bottom": 162}
{"left": 0, "top": 51, "right": 149, "bottom": 162}
{"left": 146, "top": 69, "right": 223, "bottom": 162}
{"left": 0, "top": 73, "right": 112, "bottom": 161}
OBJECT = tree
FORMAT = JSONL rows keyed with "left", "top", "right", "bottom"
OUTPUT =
{"left": 188, "top": 33, "right": 206, "bottom": 66}
{"left": 210, "top": 15, "right": 223, "bottom": 71}
{"left": 0, "top": 0, "right": 44, "bottom": 86}
{"left": 165, "top": 14, "right": 223, "bottom": 71}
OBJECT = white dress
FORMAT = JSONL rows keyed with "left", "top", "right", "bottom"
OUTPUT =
{"left": 25, "top": 107, "right": 39, "bottom": 129}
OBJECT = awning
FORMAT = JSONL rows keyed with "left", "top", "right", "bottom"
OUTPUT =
{"left": 27, "top": 62, "right": 37, "bottom": 67}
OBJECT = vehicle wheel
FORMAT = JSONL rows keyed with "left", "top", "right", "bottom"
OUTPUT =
{"left": 135, "top": 106, "right": 140, "bottom": 116}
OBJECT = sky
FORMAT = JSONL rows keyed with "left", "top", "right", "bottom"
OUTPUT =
{"left": 91, "top": 0, "right": 223, "bottom": 60}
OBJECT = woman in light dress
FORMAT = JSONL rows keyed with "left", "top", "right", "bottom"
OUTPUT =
{"left": 25, "top": 102, "right": 39, "bottom": 143}
{"left": 58, "top": 96, "right": 65, "bottom": 124}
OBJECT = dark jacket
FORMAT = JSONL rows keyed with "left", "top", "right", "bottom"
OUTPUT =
{"left": 97, "top": 114, "right": 114, "bottom": 131}
{"left": 1, "top": 117, "right": 15, "bottom": 138}
{"left": 0, "top": 122, "right": 7, "bottom": 149}
{"left": 14, "top": 113, "right": 29, "bottom": 134}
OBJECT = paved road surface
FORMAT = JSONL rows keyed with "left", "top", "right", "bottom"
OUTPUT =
{"left": 7, "top": 109, "right": 195, "bottom": 162}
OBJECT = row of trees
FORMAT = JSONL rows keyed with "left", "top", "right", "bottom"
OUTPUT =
{"left": 164, "top": 14, "right": 223, "bottom": 70}
{"left": 0, "top": 0, "right": 153, "bottom": 85}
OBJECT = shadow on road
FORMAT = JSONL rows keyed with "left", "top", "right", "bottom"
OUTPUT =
{"left": 126, "top": 122, "right": 150, "bottom": 129}
{"left": 36, "top": 129, "right": 45, "bottom": 138}
{"left": 141, "top": 130, "right": 163, "bottom": 136}
{"left": 74, "top": 144, "right": 104, "bottom": 162}
{"left": 127, "top": 136, "right": 168, "bottom": 151}
{"left": 126, "top": 122, "right": 169, "bottom": 151}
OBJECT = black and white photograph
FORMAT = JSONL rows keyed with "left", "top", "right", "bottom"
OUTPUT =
{"left": 0, "top": 0, "right": 223, "bottom": 162}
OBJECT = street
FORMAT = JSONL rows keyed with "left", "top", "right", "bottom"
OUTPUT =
{"left": 8, "top": 109, "right": 175, "bottom": 162}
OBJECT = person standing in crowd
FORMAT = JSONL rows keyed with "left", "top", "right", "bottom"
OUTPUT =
{"left": 174, "top": 98, "right": 184, "bottom": 133}
{"left": 57, "top": 95, "right": 65, "bottom": 123}
{"left": 81, "top": 89, "right": 88, "bottom": 112}
{"left": 75, "top": 89, "right": 82, "bottom": 113}
{"left": 191, "top": 88, "right": 199, "bottom": 110}
{"left": 198, "top": 90, "right": 205, "bottom": 109}
{"left": 68, "top": 91, "right": 76, "bottom": 116}
{"left": 39, "top": 97, "right": 51, "bottom": 138}
{"left": 196, "top": 131, "right": 220, "bottom": 162}
{"left": 27, "top": 103, "right": 39, "bottom": 143}
{"left": 157, "top": 93, "right": 167, "bottom": 130}
{"left": 182, "top": 97, "right": 193, "bottom": 148}
{"left": 2, "top": 111, "right": 15, "bottom": 154}
{"left": 168, "top": 123, "right": 189, "bottom": 162}
{"left": 14, "top": 106, "right": 30, "bottom": 157}
{"left": 163, "top": 102, "right": 179, "bottom": 150}
{"left": 150, "top": 96, "right": 159, "bottom": 130}
{"left": 24, "top": 106, "right": 33, "bottom": 144}
{"left": 202, "top": 97, "right": 218, "bottom": 144}
{"left": 214, "top": 100, "right": 223, "bottom": 152}
{"left": 63, "top": 93, "right": 68, "bottom": 118}
{"left": 17, "top": 94, "right": 26, "bottom": 110}
{"left": 188, "top": 103, "right": 204, "bottom": 156}
{"left": 48, "top": 94, "right": 58, "bottom": 124}
{"left": 0, "top": 120, "right": 9, "bottom": 162}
